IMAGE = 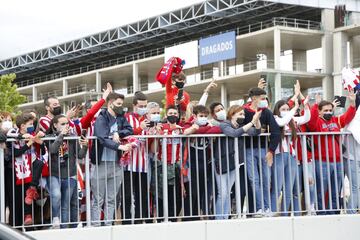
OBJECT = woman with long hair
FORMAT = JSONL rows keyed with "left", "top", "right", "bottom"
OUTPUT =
{"left": 271, "top": 95, "right": 310, "bottom": 215}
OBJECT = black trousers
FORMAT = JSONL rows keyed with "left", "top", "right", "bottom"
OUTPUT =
{"left": 156, "top": 171, "right": 182, "bottom": 222}
{"left": 122, "top": 171, "right": 150, "bottom": 224}
{"left": 183, "top": 148, "right": 208, "bottom": 221}
{"left": 30, "top": 159, "right": 44, "bottom": 187}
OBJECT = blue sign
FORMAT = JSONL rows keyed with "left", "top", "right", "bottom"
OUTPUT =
{"left": 199, "top": 31, "right": 236, "bottom": 65}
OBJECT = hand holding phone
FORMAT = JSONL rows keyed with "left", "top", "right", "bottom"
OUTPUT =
{"left": 334, "top": 96, "right": 347, "bottom": 108}
{"left": 81, "top": 129, "right": 87, "bottom": 139}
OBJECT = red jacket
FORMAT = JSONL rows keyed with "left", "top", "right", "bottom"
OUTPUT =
{"left": 80, "top": 98, "right": 105, "bottom": 130}
{"left": 307, "top": 103, "right": 356, "bottom": 162}
{"left": 183, "top": 118, "right": 214, "bottom": 134}
{"left": 165, "top": 76, "right": 190, "bottom": 113}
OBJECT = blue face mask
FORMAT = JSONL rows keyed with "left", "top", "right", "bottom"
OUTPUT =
{"left": 257, "top": 100, "right": 268, "bottom": 109}
{"left": 196, "top": 117, "right": 208, "bottom": 126}
{"left": 150, "top": 114, "right": 161, "bottom": 123}
{"left": 27, "top": 126, "right": 35, "bottom": 134}
{"left": 137, "top": 107, "right": 148, "bottom": 116}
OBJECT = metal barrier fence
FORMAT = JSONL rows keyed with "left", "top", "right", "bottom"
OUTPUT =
{"left": 0, "top": 132, "right": 359, "bottom": 230}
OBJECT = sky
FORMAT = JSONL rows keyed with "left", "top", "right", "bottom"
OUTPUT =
{"left": 0, "top": 0, "right": 202, "bottom": 60}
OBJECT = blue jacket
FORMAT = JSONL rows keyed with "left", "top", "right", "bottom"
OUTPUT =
{"left": 90, "top": 109, "right": 133, "bottom": 164}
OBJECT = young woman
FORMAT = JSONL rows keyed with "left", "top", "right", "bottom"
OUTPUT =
{"left": 46, "top": 114, "right": 88, "bottom": 228}
{"left": 271, "top": 95, "right": 310, "bottom": 215}
{"left": 216, "top": 105, "right": 261, "bottom": 219}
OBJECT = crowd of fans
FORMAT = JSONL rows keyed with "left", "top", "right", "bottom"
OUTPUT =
{"left": 1, "top": 67, "right": 360, "bottom": 230}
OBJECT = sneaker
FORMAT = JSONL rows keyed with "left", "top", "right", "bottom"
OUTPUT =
{"left": 24, "top": 214, "right": 33, "bottom": 225}
{"left": 25, "top": 186, "right": 39, "bottom": 205}
{"left": 310, "top": 208, "right": 317, "bottom": 216}
{"left": 264, "top": 208, "right": 276, "bottom": 217}
{"left": 52, "top": 217, "right": 60, "bottom": 229}
{"left": 254, "top": 209, "right": 264, "bottom": 218}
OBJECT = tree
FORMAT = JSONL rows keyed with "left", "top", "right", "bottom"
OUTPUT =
{"left": 0, "top": 73, "right": 26, "bottom": 112}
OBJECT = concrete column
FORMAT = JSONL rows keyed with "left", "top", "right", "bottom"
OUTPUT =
{"left": 333, "top": 31, "right": 349, "bottom": 96}
{"left": 96, "top": 72, "right": 102, "bottom": 93}
{"left": 218, "top": 61, "right": 224, "bottom": 77}
{"left": 221, "top": 84, "right": 228, "bottom": 109}
{"left": 274, "top": 73, "right": 282, "bottom": 102}
{"left": 321, "top": 9, "right": 335, "bottom": 100}
{"left": 63, "top": 79, "right": 68, "bottom": 96}
{"left": 349, "top": 37, "right": 354, "bottom": 67}
{"left": 133, "top": 63, "right": 139, "bottom": 93}
{"left": 274, "top": 28, "right": 281, "bottom": 70}
{"left": 352, "top": 36, "right": 360, "bottom": 67}
{"left": 292, "top": 50, "right": 307, "bottom": 72}
{"left": 32, "top": 86, "right": 37, "bottom": 102}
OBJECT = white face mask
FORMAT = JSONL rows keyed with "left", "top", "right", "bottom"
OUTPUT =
{"left": 215, "top": 110, "right": 226, "bottom": 121}
{"left": 196, "top": 117, "right": 208, "bottom": 126}
{"left": 150, "top": 114, "right": 161, "bottom": 123}
{"left": 257, "top": 100, "right": 268, "bottom": 109}
{"left": 1, "top": 120, "right": 13, "bottom": 131}
{"left": 137, "top": 107, "right": 148, "bottom": 116}
{"left": 280, "top": 111, "right": 288, "bottom": 118}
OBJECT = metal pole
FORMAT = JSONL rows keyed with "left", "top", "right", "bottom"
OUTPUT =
{"left": 301, "top": 135, "right": 311, "bottom": 215}
{"left": 234, "top": 138, "right": 241, "bottom": 218}
{"left": 0, "top": 148, "right": 5, "bottom": 223}
{"left": 161, "top": 137, "right": 168, "bottom": 222}
{"left": 85, "top": 149, "right": 91, "bottom": 227}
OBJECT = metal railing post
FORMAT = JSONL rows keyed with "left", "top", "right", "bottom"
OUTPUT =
{"left": 301, "top": 135, "right": 311, "bottom": 215}
{"left": 85, "top": 149, "right": 91, "bottom": 227}
{"left": 234, "top": 138, "right": 241, "bottom": 218}
{"left": 161, "top": 137, "right": 169, "bottom": 222}
{"left": 0, "top": 148, "right": 5, "bottom": 223}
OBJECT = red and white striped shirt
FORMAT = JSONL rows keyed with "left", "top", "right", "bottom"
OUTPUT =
{"left": 157, "top": 124, "right": 183, "bottom": 165}
{"left": 39, "top": 115, "right": 52, "bottom": 132}
{"left": 125, "top": 113, "right": 148, "bottom": 173}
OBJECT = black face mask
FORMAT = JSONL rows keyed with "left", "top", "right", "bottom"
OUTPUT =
{"left": 323, "top": 112, "right": 333, "bottom": 121}
{"left": 175, "top": 81, "right": 185, "bottom": 89}
{"left": 167, "top": 115, "right": 178, "bottom": 124}
{"left": 112, "top": 105, "right": 124, "bottom": 116}
{"left": 236, "top": 117, "right": 245, "bottom": 125}
{"left": 51, "top": 106, "right": 62, "bottom": 116}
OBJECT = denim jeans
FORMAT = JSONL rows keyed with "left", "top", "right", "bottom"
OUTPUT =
{"left": 215, "top": 168, "right": 236, "bottom": 219}
{"left": 293, "top": 161, "right": 316, "bottom": 216}
{"left": 315, "top": 160, "right": 343, "bottom": 215}
{"left": 245, "top": 148, "right": 270, "bottom": 211}
{"left": 270, "top": 152, "right": 297, "bottom": 214}
{"left": 344, "top": 158, "right": 360, "bottom": 214}
{"left": 48, "top": 176, "right": 78, "bottom": 226}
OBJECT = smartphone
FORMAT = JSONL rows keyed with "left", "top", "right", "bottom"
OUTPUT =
{"left": 177, "top": 89, "right": 183, "bottom": 101}
{"left": 81, "top": 129, "right": 87, "bottom": 139}
{"left": 334, "top": 96, "right": 347, "bottom": 108}
{"left": 70, "top": 101, "right": 76, "bottom": 109}
{"left": 260, "top": 74, "right": 267, "bottom": 82}
{"left": 148, "top": 121, "right": 156, "bottom": 128}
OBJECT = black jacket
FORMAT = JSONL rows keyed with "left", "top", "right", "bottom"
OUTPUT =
{"left": 243, "top": 104, "right": 281, "bottom": 153}
{"left": 47, "top": 133, "right": 87, "bottom": 178}
{"left": 90, "top": 109, "right": 133, "bottom": 164}
{"left": 215, "top": 120, "right": 261, "bottom": 174}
